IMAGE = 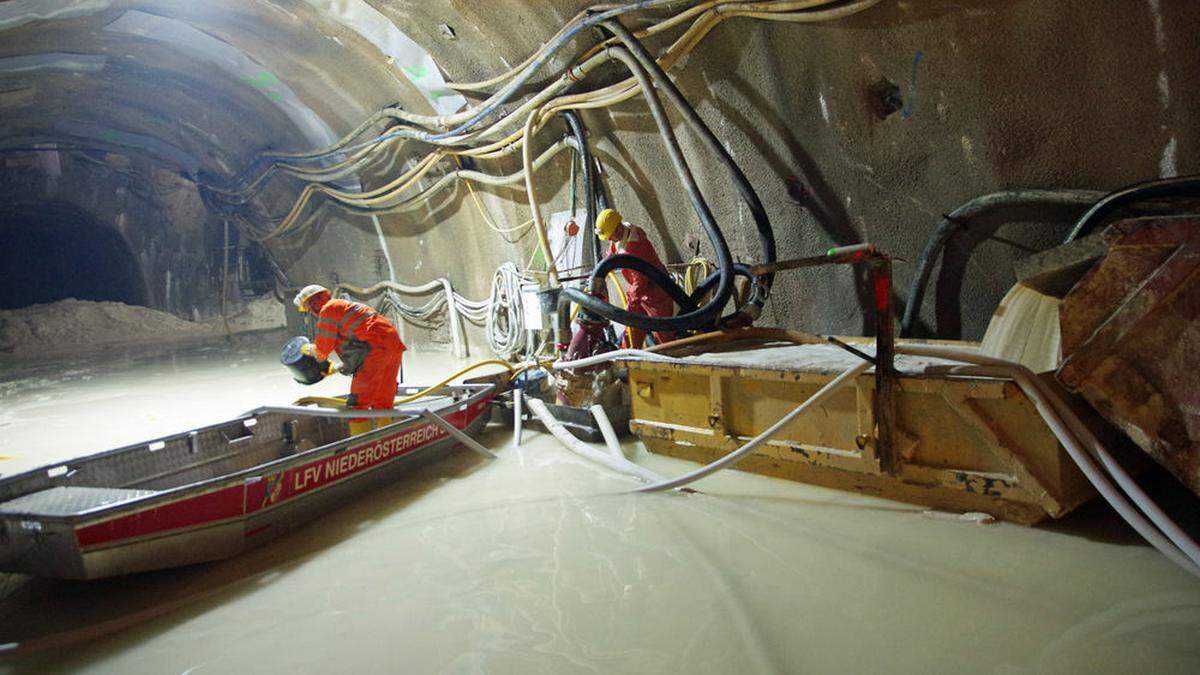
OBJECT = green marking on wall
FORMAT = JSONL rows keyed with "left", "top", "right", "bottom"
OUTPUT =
{"left": 402, "top": 63, "right": 429, "bottom": 80}
{"left": 240, "top": 70, "right": 287, "bottom": 105}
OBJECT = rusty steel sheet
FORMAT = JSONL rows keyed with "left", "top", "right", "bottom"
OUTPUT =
{"left": 1058, "top": 216, "right": 1200, "bottom": 496}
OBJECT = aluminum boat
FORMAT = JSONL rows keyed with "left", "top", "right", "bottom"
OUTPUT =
{"left": 0, "top": 384, "right": 495, "bottom": 579}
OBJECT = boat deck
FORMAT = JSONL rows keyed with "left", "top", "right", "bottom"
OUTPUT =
{"left": 0, "top": 487, "right": 157, "bottom": 517}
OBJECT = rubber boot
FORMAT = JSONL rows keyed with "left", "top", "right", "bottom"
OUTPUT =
{"left": 347, "top": 419, "right": 373, "bottom": 436}
{"left": 374, "top": 417, "right": 395, "bottom": 429}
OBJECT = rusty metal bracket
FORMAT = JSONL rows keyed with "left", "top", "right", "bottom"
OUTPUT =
{"left": 748, "top": 243, "right": 898, "bottom": 474}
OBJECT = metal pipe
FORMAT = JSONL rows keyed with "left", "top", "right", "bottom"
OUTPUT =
{"left": 420, "top": 410, "right": 497, "bottom": 459}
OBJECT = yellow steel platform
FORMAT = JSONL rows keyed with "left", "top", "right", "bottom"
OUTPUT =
{"left": 623, "top": 335, "right": 1095, "bottom": 523}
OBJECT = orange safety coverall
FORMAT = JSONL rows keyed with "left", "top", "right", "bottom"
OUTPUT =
{"left": 609, "top": 224, "right": 676, "bottom": 348}
{"left": 312, "top": 299, "right": 406, "bottom": 414}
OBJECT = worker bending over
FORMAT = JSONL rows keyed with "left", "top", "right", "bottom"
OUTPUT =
{"left": 294, "top": 284, "right": 407, "bottom": 435}
{"left": 596, "top": 208, "right": 676, "bottom": 348}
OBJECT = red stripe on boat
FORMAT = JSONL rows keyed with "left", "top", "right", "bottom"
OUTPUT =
{"left": 76, "top": 398, "right": 489, "bottom": 548}
{"left": 75, "top": 484, "right": 245, "bottom": 548}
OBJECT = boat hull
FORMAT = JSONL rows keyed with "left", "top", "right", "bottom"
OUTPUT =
{"left": 0, "top": 387, "right": 494, "bottom": 579}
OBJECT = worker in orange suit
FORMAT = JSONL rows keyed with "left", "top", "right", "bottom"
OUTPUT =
{"left": 595, "top": 208, "right": 676, "bottom": 349}
{"left": 293, "top": 284, "right": 406, "bottom": 435}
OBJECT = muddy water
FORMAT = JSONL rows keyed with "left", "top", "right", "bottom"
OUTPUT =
{"left": 1, "top": 333, "right": 1198, "bottom": 673}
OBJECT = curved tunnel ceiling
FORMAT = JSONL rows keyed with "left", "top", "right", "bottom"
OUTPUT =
{"left": 4, "top": 0, "right": 1197, "bottom": 339}
{"left": 0, "top": 0, "right": 464, "bottom": 180}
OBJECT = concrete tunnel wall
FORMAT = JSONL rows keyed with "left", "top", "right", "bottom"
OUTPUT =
{"left": 0, "top": 0, "right": 1197, "bottom": 351}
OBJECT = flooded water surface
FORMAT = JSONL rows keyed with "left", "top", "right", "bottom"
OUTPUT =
{"left": 0, "top": 333, "right": 1198, "bottom": 673}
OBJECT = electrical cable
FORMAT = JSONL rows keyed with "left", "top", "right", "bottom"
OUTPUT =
{"left": 601, "top": 19, "right": 776, "bottom": 321}
{"left": 1062, "top": 175, "right": 1200, "bottom": 243}
{"left": 899, "top": 189, "right": 1103, "bottom": 338}
{"left": 487, "top": 263, "right": 531, "bottom": 358}
{"left": 560, "top": 44, "right": 735, "bottom": 332}
{"left": 561, "top": 110, "right": 601, "bottom": 264}
{"left": 218, "top": 0, "right": 857, "bottom": 217}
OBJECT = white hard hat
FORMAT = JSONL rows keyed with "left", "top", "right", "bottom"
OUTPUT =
{"left": 293, "top": 284, "right": 329, "bottom": 312}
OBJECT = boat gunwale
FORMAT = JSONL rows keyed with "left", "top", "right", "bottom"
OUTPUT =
{"left": 0, "top": 384, "right": 496, "bottom": 524}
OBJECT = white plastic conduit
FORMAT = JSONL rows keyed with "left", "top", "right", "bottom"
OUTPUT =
{"left": 526, "top": 398, "right": 665, "bottom": 484}
{"left": 341, "top": 278, "right": 467, "bottom": 358}
{"left": 590, "top": 404, "right": 626, "bottom": 461}
{"left": 898, "top": 344, "right": 1200, "bottom": 578}
{"left": 634, "top": 361, "right": 871, "bottom": 493}
{"left": 551, "top": 348, "right": 677, "bottom": 371}
{"left": 512, "top": 388, "right": 524, "bottom": 447}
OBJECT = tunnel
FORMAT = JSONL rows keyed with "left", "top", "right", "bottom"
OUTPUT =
{"left": 0, "top": 201, "right": 148, "bottom": 310}
{"left": 1, "top": 1, "right": 1199, "bottom": 671}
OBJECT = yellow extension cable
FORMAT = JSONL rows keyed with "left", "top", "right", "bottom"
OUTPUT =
{"left": 293, "top": 359, "right": 516, "bottom": 410}
{"left": 245, "top": 0, "right": 870, "bottom": 242}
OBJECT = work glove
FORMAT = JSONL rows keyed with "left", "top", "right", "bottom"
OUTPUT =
{"left": 300, "top": 342, "right": 317, "bottom": 358}
{"left": 323, "top": 360, "right": 338, "bottom": 378}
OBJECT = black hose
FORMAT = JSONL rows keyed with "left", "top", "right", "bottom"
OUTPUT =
{"left": 601, "top": 19, "right": 777, "bottom": 321}
{"left": 1063, "top": 175, "right": 1200, "bottom": 243}
{"left": 593, "top": 254, "right": 700, "bottom": 312}
{"left": 561, "top": 110, "right": 605, "bottom": 267}
{"left": 900, "top": 189, "right": 1103, "bottom": 338}
{"left": 593, "top": 157, "right": 612, "bottom": 212}
{"left": 561, "top": 44, "right": 735, "bottom": 332}
{"left": 691, "top": 263, "right": 760, "bottom": 304}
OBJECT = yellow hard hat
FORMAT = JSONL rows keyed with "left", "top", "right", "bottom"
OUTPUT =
{"left": 293, "top": 284, "right": 329, "bottom": 312}
{"left": 596, "top": 208, "right": 623, "bottom": 241}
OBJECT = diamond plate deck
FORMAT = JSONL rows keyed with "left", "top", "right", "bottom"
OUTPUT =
{"left": 0, "top": 486, "right": 158, "bottom": 517}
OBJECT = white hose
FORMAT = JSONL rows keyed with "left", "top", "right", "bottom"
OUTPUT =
{"left": 439, "top": 277, "right": 468, "bottom": 359}
{"left": 486, "top": 263, "right": 529, "bottom": 358}
{"left": 337, "top": 264, "right": 534, "bottom": 360}
{"left": 513, "top": 388, "right": 524, "bottom": 448}
{"left": 544, "top": 339, "right": 1200, "bottom": 571}
{"left": 552, "top": 348, "right": 678, "bottom": 370}
{"left": 635, "top": 361, "right": 871, "bottom": 493}
{"left": 337, "top": 278, "right": 467, "bottom": 358}
{"left": 590, "top": 404, "right": 626, "bottom": 460}
{"left": 526, "top": 398, "right": 665, "bottom": 484}
{"left": 898, "top": 344, "right": 1200, "bottom": 578}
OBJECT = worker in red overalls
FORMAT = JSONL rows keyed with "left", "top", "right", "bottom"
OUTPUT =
{"left": 293, "top": 284, "right": 406, "bottom": 435}
{"left": 595, "top": 208, "right": 677, "bottom": 349}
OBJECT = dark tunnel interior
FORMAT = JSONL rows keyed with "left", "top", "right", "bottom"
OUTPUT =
{"left": 0, "top": 202, "right": 148, "bottom": 310}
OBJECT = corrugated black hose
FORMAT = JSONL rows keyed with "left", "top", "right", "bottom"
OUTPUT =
{"left": 602, "top": 19, "right": 776, "bottom": 324}
{"left": 560, "top": 43, "right": 735, "bottom": 332}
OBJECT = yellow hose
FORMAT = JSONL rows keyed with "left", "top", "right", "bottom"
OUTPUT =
{"left": 456, "top": 155, "right": 535, "bottom": 236}
{"left": 293, "top": 359, "right": 515, "bottom": 409}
